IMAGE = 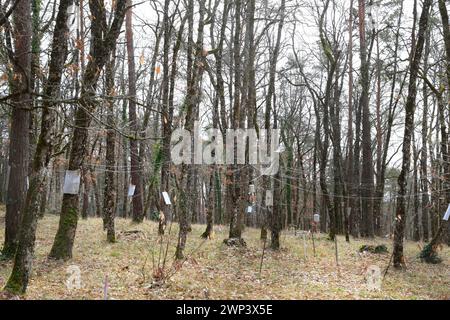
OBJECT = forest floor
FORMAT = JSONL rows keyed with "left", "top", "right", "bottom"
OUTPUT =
{"left": 0, "top": 205, "right": 449, "bottom": 300}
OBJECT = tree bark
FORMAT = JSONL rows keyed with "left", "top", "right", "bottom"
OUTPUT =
{"left": 4, "top": 0, "right": 73, "bottom": 293}
{"left": 269, "top": 0, "right": 285, "bottom": 250}
{"left": 346, "top": 0, "right": 355, "bottom": 240}
{"left": 227, "top": 0, "right": 245, "bottom": 241}
{"left": 358, "top": 0, "right": 374, "bottom": 238}
{"left": 420, "top": 28, "right": 430, "bottom": 242}
{"left": 103, "top": 46, "right": 117, "bottom": 242}
{"left": 158, "top": 0, "right": 172, "bottom": 235}
{"left": 125, "top": 0, "right": 144, "bottom": 223}
{"left": 49, "top": 0, "right": 127, "bottom": 260}
{"left": 373, "top": 0, "right": 404, "bottom": 240}
{"left": 2, "top": 0, "right": 32, "bottom": 258}
{"left": 176, "top": 0, "right": 206, "bottom": 259}
{"left": 393, "top": 0, "right": 432, "bottom": 269}
{"left": 201, "top": 171, "right": 215, "bottom": 239}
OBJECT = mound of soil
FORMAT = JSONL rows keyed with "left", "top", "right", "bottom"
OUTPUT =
{"left": 359, "top": 244, "right": 388, "bottom": 254}
{"left": 223, "top": 238, "right": 247, "bottom": 247}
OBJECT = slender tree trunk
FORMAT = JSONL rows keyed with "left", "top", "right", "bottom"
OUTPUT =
{"left": 358, "top": 0, "right": 374, "bottom": 238}
{"left": 103, "top": 46, "right": 117, "bottom": 242}
{"left": 141, "top": 27, "right": 162, "bottom": 217}
{"left": 374, "top": 31, "right": 382, "bottom": 236}
{"left": 420, "top": 28, "right": 430, "bottom": 242}
{"left": 81, "top": 166, "right": 90, "bottom": 219}
{"left": 125, "top": 0, "right": 144, "bottom": 223}
{"left": 269, "top": 0, "right": 285, "bottom": 249}
{"left": 349, "top": 91, "right": 362, "bottom": 237}
{"left": 201, "top": 172, "right": 215, "bottom": 239}
{"left": 121, "top": 75, "right": 129, "bottom": 218}
{"left": 158, "top": 0, "right": 172, "bottom": 235}
{"left": 413, "top": 143, "right": 420, "bottom": 241}
{"left": 393, "top": 0, "right": 432, "bottom": 269}
{"left": 373, "top": 0, "right": 404, "bottom": 240}
{"left": 346, "top": 0, "right": 355, "bottom": 240}
{"left": 316, "top": 0, "right": 336, "bottom": 240}
{"left": 176, "top": 0, "right": 206, "bottom": 259}
{"left": 227, "top": 0, "right": 244, "bottom": 241}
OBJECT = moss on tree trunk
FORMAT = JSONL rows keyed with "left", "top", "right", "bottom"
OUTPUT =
{"left": 49, "top": 202, "right": 78, "bottom": 260}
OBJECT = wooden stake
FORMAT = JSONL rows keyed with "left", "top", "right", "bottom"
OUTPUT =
{"left": 103, "top": 275, "right": 108, "bottom": 300}
{"left": 259, "top": 237, "right": 267, "bottom": 277}
{"left": 334, "top": 235, "right": 339, "bottom": 266}
{"left": 311, "top": 231, "right": 316, "bottom": 257}
{"left": 302, "top": 233, "right": 307, "bottom": 260}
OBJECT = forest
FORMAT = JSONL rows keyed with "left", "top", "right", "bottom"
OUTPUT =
{"left": 0, "top": 0, "right": 449, "bottom": 300}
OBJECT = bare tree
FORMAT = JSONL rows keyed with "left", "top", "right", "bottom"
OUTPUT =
{"left": 49, "top": 0, "right": 127, "bottom": 260}
{"left": 393, "top": 0, "right": 432, "bottom": 269}
{"left": 358, "top": 0, "right": 374, "bottom": 238}
{"left": 4, "top": 0, "right": 73, "bottom": 293}
{"left": 125, "top": 0, "right": 144, "bottom": 223}
{"left": 2, "top": 0, "right": 32, "bottom": 258}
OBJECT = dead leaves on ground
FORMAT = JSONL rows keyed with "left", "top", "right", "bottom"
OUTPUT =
{"left": 0, "top": 209, "right": 448, "bottom": 300}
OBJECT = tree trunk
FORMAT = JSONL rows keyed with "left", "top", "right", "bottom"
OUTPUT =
{"left": 358, "top": 0, "right": 374, "bottom": 238}
{"left": 316, "top": 0, "right": 336, "bottom": 240}
{"left": 393, "top": 0, "right": 432, "bottom": 269}
{"left": 4, "top": 0, "right": 73, "bottom": 293}
{"left": 103, "top": 46, "right": 117, "bottom": 242}
{"left": 201, "top": 172, "right": 215, "bottom": 239}
{"left": 49, "top": 0, "right": 127, "bottom": 260}
{"left": 374, "top": 31, "right": 382, "bottom": 236}
{"left": 346, "top": 0, "right": 355, "bottom": 240}
{"left": 81, "top": 166, "right": 90, "bottom": 219}
{"left": 373, "top": 0, "right": 404, "bottom": 240}
{"left": 420, "top": 29, "right": 430, "bottom": 242}
{"left": 268, "top": 0, "right": 285, "bottom": 249}
{"left": 125, "top": 0, "right": 144, "bottom": 223}
{"left": 227, "top": 0, "right": 244, "bottom": 240}
{"left": 176, "top": 0, "right": 206, "bottom": 259}
{"left": 158, "top": 0, "right": 173, "bottom": 235}
{"left": 413, "top": 143, "right": 420, "bottom": 241}
{"left": 2, "top": 0, "right": 32, "bottom": 259}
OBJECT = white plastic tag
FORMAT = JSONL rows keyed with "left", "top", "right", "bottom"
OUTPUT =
{"left": 128, "top": 184, "right": 136, "bottom": 197}
{"left": 63, "top": 170, "right": 81, "bottom": 194}
{"left": 162, "top": 191, "right": 171, "bottom": 205}
{"left": 443, "top": 204, "right": 450, "bottom": 221}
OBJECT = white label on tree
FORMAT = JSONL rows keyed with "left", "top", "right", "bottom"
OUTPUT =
{"left": 444, "top": 204, "right": 450, "bottom": 221}
{"left": 265, "top": 190, "right": 273, "bottom": 207}
{"left": 26, "top": 177, "right": 29, "bottom": 190}
{"left": 313, "top": 213, "right": 320, "bottom": 223}
{"left": 247, "top": 206, "right": 253, "bottom": 213}
{"left": 63, "top": 170, "right": 81, "bottom": 194}
{"left": 127, "top": 184, "right": 136, "bottom": 197}
{"left": 249, "top": 184, "right": 255, "bottom": 194}
{"left": 162, "top": 191, "right": 171, "bottom": 205}
{"left": 275, "top": 143, "right": 285, "bottom": 153}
